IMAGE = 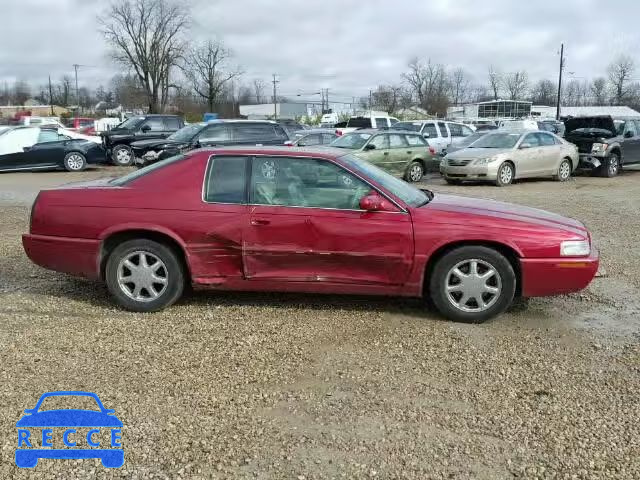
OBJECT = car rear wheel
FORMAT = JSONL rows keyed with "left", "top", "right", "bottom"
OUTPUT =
{"left": 105, "top": 239, "right": 185, "bottom": 312}
{"left": 428, "top": 246, "right": 516, "bottom": 323}
{"left": 63, "top": 152, "right": 87, "bottom": 171}
{"left": 495, "top": 162, "right": 514, "bottom": 186}
{"left": 112, "top": 145, "right": 134, "bottom": 166}
{"left": 601, "top": 153, "right": 620, "bottom": 178}
{"left": 405, "top": 161, "right": 424, "bottom": 182}
{"left": 555, "top": 158, "right": 572, "bottom": 182}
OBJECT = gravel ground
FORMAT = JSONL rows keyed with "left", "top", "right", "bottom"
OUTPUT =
{"left": 0, "top": 166, "right": 639, "bottom": 479}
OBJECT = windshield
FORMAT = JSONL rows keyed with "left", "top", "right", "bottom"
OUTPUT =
{"left": 167, "top": 123, "right": 203, "bottom": 142}
{"left": 469, "top": 132, "right": 521, "bottom": 149}
{"left": 331, "top": 132, "right": 372, "bottom": 149}
{"left": 110, "top": 154, "right": 186, "bottom": 186}
{"left": 340, "top": 154, "right": 430, "bottom": 208}
{"left": 117, "top": 116, "right": 144, "bottom": 130}
{"left": 460, "top": 132, "right": 486, "bottom": 147}
{"left": 392, "top": 122, "right": 422, "bottom": 132}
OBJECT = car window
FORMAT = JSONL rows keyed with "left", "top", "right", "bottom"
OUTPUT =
{"left": 406, "top": 134, "right": 427, "bottom": 146}
{"left": 233, "top": 123, "right": 281, "bottom": 141}
{"left": 437, "top": 122, "right": 449, "bottom": 137}
{"left": 389, "top": 134, "right": 409, "bottom": 148}
{"left": 461, "top": 125, "right": 474, "bottom": 136}
{"left": 250, "top": 156, "right": 371, "bottom": 210}
{"left": 392, "top": 122, "right": 422, "bottom": 132}
{"left": 203, "top": 156, "right": 248, "bottom": 204}
{"left": 369, "top": 134, "right": 389, "bottom": 150}
{"left": 522, "top": 133, "right": 541, "bottom": 147}
{"left": 448, "top": 123, "right": 462, "bottom": 137}
{"left": 423, "top": 123, "right": 438, "bottom": 138}
{"left": 199, "top": 125, "right": 231, "bottom": 143}
{"left": 164, "top": 117, "right": 181, "bottom": 130}
{"left": 374, "top": 117, "right": 388, "bottom": 129}
{"left": 624, "top": 120, "right": 638, "bottom": 137}
{"left": 633, "top": 120, "right": 640, "bottom": 134}
{"left": 297, "top": 134, "right": 321, "bottom": 146}
{"left": 141, "top": 118, "right": 164, "bottom": 131}
{"left": 536, "top": 132, "right": 557, "bottom": 146}
{"left": 321, "top": 133, "right": 337, "bottom": 144}
{"left": 0, "top": 128, "right": 40, "bottom": 154}
{"left": 37, "top": 129, "right": 60, "bottom": 143}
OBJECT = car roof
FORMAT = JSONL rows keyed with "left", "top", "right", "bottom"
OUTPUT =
{"left": 206, "top": 119, "right": 278, "bottom": 124}
{"left": 195, "top": 145, "right": 347, "bottom": 159}
{"left": 294, "top": 128, "right": 336, "bottom": 134}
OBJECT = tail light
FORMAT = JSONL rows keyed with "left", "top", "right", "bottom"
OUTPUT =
{"left": 29, "top": 192, "right": 41, "bottom": 233}
{"left": 335, "top": 130, "right": 343, "bottom": 136}
{"left": 429, "top": 146, "right": 436, "bottom": 155}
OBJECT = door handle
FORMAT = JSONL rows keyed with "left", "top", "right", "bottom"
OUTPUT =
{"left": 406, "top": 150, "right": 412, "bottom": 154}
{"left": 251, "top": 219, "right": 270, "bottom": 226}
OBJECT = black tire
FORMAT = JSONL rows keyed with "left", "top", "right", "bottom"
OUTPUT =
{"left": 445, "top": 178, "right": 462, "bottom": 185}
{"left": 63, "top": 152, "right": 87, "bottom": 171}
{"left": 105, "top": 239, "right": 185, "bottom": 312}
{"left": 495, "top": 162, "right": 514, "bottom": 186}
{"left": 428, "top": 246, "right": 516, "bottom": 323}
{"left": 112, "top": 145, "right": 134, "bottom": 166}
{"left": 555, "top": 158, "right": 572, "bottom": 182}
{"left": 404, "top": 161, "right": 424, "bottom": 183}
{"left": 600, "top": 153, "right": 620, "bottom": 178}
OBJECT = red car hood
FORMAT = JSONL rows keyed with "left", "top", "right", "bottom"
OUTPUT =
{"left": 422, "top": 193, "right": 587, "bottom": 233}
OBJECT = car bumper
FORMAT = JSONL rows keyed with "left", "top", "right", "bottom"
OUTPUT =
{"left": 577, "top": 154, "right": 604, "bottom": 169}
{"left": 440, "top": 165, "right": 496, "bottom": 180}
{"left": 520, "top": 248, "right": 599, "bottom": 297}
{"left": 22, "top": 234, "right": 101, "bottom": 280}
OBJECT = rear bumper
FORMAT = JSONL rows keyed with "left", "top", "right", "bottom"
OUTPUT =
{"left": 520, "top": 248, "right": 599, "bottom": 297}
{"left": 22, "top": 234, "right": 101, "bottom": 280}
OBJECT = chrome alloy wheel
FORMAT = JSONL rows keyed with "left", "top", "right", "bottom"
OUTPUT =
{"left": 445, "top": 259, "right": 502, "bottom": 313}
{"left": 115, "top": 147, "right": 132, "bottom": 164}
{"left": 117, "top": 251, "right": 168, "bottom": 302}
{"left": 66, "top": 154, "right": 85, "bottom": 170}
{"left": 559, "top": 160, "right": 571, "bottom": 180}
{"left": 499, "top": 164, "right": 513, "bottom": 184}
{"left": 409, "top": 164, "right": 423, "bottom": 182}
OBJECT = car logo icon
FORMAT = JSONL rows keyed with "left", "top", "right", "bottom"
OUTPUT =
{"left": 15, "top": 391, "right": 123, "bottom": 468}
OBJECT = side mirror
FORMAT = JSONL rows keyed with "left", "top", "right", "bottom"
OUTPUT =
{"left": 141, "top": 125, "right": 151, "bottom": 132}
{"left": 625, "top": 130, "right": 634, "bottom": 138}
{"left": 423, "top": 133, "right": 430, "bottom": 138}
{"left": 359, "top": 193, "right": 383, "bottom": 211}
{"left": 364, "top": 144, "right": 376, "bottom": 151}
{"left": 519, "top": 142, "right": 532, "bottom": 149}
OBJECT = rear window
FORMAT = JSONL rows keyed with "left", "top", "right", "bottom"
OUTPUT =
{"left": 203, "top": 156, "right": 247, "bottom": 203}
{"left": 110, "top": 154, "right": 186, "bottom": 186}
{"left": 164, "top": 117, "right": 182, "bottom": 130}
{"left": 233, "top": 123, "right": 286, "bottom": 141}
{"left": 346, "top": 117, "right": 372, "bottom": 128}
{"left": 392, "top": 122, "right": 422, "bottom": 132}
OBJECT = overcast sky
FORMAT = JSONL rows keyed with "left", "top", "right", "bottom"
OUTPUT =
{"left": 2, "top": 0, "right": 638, "bottom": 102}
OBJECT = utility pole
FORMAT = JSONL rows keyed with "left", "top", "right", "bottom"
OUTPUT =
{"left": 369, "top": 89, "right": 373, "bottom": 111}
{"left": 324, "top": 88, "right": 329, "bottom": 113}
{"left": 272, "top": 74, "right": 279, "bottom": 120}
{"left": 556, "top": 43, "right": 564, "bottom": 120}
{"left": 73, "top": 64, "right": 80, "bottom": 113}
{"left": 48, "top": 76, "right": 55, "bottom": 116}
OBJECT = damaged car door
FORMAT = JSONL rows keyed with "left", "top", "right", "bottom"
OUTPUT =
{"left": 243, "top": 155, "right": 414, "bottom": 285}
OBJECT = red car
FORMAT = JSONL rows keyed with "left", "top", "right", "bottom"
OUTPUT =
{"left": 22, "top": 147, "right": 599, "bottom": 323}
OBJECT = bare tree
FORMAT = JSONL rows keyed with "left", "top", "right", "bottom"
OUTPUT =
{"left": 590, "top": 77, "right": 607, "bottom": 105}
{"left": 530, "top": 79, "right": 556, "bottom": 105}
{"left": 488, "top": 66, "right": 501, "bottom": 100}
{"left": 504, "top": 71, "right": 528, "bottom": 100}
{"left": 253, "top": 79, "right": 266, "bottom": 104}
{"left": 99, "top": 0, "right": 189, "bottom": 113}
{"left": 402, "top": 58, "right": 450, "bottom": 115}
{"left": 13, "top": 80, "right": 31, "bottom": 106}
{"left": 181, "top": 39, "right": 242, "bottom": 113}
{"left": 450, "top": 68, "right": 470, "bottom": 106}
{"left": 608, "top": 55, "right": 635, "bottom": 105}
{"left": 371, "top": 84, "right": 404, "bottom": 113}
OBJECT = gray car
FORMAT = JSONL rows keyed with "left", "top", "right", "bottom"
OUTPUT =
{"left": 440, "top": 130, "right": 579, "bottom": 186}
{"left": 285, "top": 129, "right": 338, "bottom": 146}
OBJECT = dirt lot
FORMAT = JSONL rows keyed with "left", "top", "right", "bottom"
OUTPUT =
{"left": 1, "top": 166, "right": 639, "bottom": 479}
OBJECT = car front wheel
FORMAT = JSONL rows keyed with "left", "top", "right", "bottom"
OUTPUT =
{"left": 429, "top": 246, "right": 516, "bottom": 323}
{"left": 105, "top": 239, "right": 185, "bottom": 312}
{"left": 495, "top": 162, "right": 514, "bottom": 186}
{"left": 112, "top": 145, "right": 134, "bottom": 166}
{"left": 556, "top": 158, "right": 572, "bottom": 182}
{"left": 63, "top": 152, "right": 87, "bottom": 171}
{"left": 601, "top": 153, "right": 620, "bottom": 178}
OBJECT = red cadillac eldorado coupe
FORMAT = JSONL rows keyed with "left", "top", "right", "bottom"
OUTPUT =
{"left": 22, "top": 146, "right": 598, "bottom": 323}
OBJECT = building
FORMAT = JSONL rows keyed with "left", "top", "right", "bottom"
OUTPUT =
{"left": 239, "top": 101, "right": 354, "bottom": 120}
{"left": 447, "top": 99, "right": 532, "bottom": 121}
{"left": 0, "top": 104, "right": 70, "bottom": 118}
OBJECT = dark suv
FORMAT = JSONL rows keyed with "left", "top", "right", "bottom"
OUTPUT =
{"left": 101, "top": 114, "right": 184, "bottom": 166}
{"left": 131, "top": 120, "right": 289, "bottom": 167}
{"left": 564, "top": 116, "right": 640, "bottom": 177}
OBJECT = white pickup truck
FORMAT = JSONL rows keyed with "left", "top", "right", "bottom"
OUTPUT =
{"left": 335, "top": 113, "right": 399, "bottom": 136}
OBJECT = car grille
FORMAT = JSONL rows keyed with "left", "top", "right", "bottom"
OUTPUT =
{"left": 447, "top": 158, "right": 473, "bottom": 166}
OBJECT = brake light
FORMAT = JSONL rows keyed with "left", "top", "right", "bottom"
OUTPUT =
{"left": 429, "top": 146, "right": 436, "bottom": 155}
{"left": 335, "top": 130, "right": 343, "bottom": 136}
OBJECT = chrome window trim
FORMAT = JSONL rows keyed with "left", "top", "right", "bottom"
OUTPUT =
{"left": 201, "top": 153, "right": 409, "bottom": 213}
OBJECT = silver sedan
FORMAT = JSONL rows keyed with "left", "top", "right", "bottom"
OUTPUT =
{"left": 440, "top": 131, "right": 579, "bottom": 186}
